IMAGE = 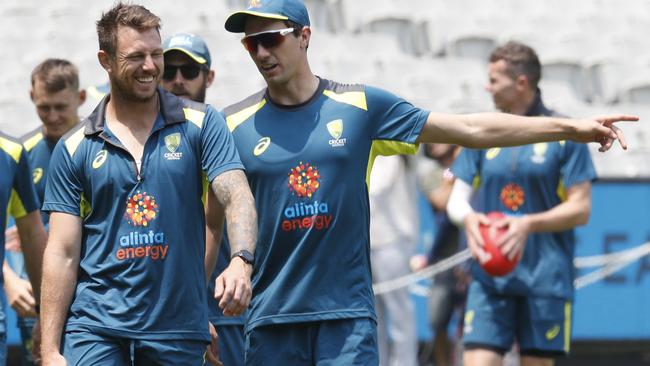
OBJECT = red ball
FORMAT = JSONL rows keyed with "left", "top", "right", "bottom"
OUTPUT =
{"left": 478, "top": 211, "right": 519, "bottom": 276}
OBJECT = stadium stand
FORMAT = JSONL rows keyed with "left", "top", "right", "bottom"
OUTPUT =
{"left": 0, "top": 0, "right": 649, "bottom": 179}
{"left": 0, "top": 1, "right": 649, "bottom": 365}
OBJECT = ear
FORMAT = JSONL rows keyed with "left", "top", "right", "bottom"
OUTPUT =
{"left": 98, "top": 50, "right": 113, "bottom": 73}
{"left": 206, "top": 69, "right": 215, "bottom": 88}
{"left": 30, "top": 89, "right": 35, "bottom": 102}
{"left": 78, "top": 89, "right": 87, "bottom": 106}
{"left": 515, "top": 74, "right": 530, "bottom": 92}
{"left": 300, "top": 26, "right": 311, "bottom": 50}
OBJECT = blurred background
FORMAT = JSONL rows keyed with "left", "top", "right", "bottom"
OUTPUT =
{"left": 1, "top": 0, "right": 649, "bottom": 365}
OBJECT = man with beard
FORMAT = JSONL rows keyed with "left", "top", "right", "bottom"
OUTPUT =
{"left": 161, "top": 32, "right": 246, "bottom": 366}
{"left": 161, "top": 32, "right": 215, "bottom": 103}
{"left": 39, "top": 3, "right": 257, "bottom": 365}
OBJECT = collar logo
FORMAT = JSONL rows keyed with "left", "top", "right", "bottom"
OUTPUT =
{"left": 32, "top": 168, "right": 43, "bottom": 184}
{"left": 164, "top": 133, "right": 183, "bottom": 160}
{"left": 92, "top": 150, "right": 108, "bottom": 169}
{"left": 254, "top": 137, "right": 271, "bottom": 156}
{"left": 327, "top": 119, "right": 346, "bottom": 147}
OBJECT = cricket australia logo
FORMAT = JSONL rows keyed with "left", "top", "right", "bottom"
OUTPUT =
{"left": 164, "top": 133, "right": 183, "bottom": 160}
{"left": 327, "top": 119, "right": 346, "bottom": 147}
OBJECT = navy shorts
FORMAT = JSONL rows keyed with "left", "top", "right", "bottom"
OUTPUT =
{"left": 245, "top": 318, "right": 378, "bottom": 366}
{"left": 462, "top": 281, "right": 572, "bottom": 355}
{"left": 62, "top": 330, "right": 207, "bottom": 366}
{"left": 214, "top": 324, "right": 245, "bottom": 366}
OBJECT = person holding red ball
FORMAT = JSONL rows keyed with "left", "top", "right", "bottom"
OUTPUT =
{"left": 447, "top": 42, "right": 596, "bottom": 366}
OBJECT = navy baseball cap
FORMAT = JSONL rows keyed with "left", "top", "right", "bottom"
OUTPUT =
{"left": 162, "top": 33, "right": 211, "bottom": 67}
{"left": 225, "top": 0, "right": 310, "bottom": 33}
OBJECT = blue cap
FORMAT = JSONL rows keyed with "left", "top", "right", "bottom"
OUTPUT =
{"left": 225, "top": 0, "right": 310, "bottom": 33}
{"left": 162, "top": 32, "right": 211, "bottom": 67}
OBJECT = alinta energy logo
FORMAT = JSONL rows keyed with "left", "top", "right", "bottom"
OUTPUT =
{"left": 500, "top": 183, "right": 525, "bottom": 211}
{"left": 117, "top": 191, "right": 168, "bottom": 261}
{"left": 282, "top": 162, "right": 333, "bottom": 232}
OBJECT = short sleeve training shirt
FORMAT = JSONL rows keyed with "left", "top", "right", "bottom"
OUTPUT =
{"left": 451, "top": 94, "right": 596, "bottom": 299}
{"left": 21, "top": 127, "right": 58, "bottom": 225}
{"left": 1, "top": 132, "right": 39, "bottom": 272}
{"left": 43, "top": 88, "right": 243, "bottom": 340}
{"left": 222, "top": 78, "right": 429, "bottom": 331}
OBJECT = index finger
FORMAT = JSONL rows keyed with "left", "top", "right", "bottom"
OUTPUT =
{"left": 598, "top": 115, "right": 639, "bottom": 124}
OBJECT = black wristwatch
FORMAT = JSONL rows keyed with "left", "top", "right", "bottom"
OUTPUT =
{"left": 231, "top": 250, "right": 254, "bottom": 265}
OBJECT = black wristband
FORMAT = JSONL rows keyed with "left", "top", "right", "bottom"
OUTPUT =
{"left": 34, "top": 304, "right": 40, "bottom": 314}
{"left": 231, "top": 250, "right": 254, "bottom": 265}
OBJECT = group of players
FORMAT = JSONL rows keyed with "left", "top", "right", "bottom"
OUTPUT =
{"left": 0, "top": 0, "right": 637, "bottom": 365}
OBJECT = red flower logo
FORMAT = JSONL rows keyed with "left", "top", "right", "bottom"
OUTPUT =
{"left": 500, "top": 183, "right": 525, "bottom": 211}
{"left": 288, "top": 162, "right": 321, "bottom": 198}
{"left": 125, "top": 191, "right": 159, "bottom": 227}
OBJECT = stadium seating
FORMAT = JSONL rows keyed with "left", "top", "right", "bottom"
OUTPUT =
{"left": 0, "top": 0, "right": 649, "bottom": 177}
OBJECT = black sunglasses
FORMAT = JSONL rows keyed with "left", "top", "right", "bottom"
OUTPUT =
{"left": 241, "top": 28, "right": 295, "bottom": 52}
{"left": 162, "top": 64, "right": 205, "bottom": 81}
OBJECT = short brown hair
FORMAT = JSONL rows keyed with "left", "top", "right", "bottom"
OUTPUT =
{"left": 96, "top": 2, "right": 161, "bottom": 57}
{"left": 489, "top": 41, "right": 541, "bottom": 89}
{"left": 31, "top": 58, "right": 80, "bottom": 93}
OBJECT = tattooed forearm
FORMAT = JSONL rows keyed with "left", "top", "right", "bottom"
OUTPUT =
{"left": 210, "top": 169, "right": 257, "bottom": 255}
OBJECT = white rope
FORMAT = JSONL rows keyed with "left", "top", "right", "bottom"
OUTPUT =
{"left": 372, "top": 242, "right": 650, "bottom": 295}
{"left": 574, "top": 241, "right": 650, "bottom": 268}
{"left": 574, "top": 242, "right": 650, "bottom": 289}
{"left": 372, "top": 249, "right": 472, "bottom": 295}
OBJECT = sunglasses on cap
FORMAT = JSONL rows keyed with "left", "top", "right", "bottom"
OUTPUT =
{"left": 162, "top": 64, "right": 206, "bottom": 81}
{"left": 241, "top": 28, "right": 295, "bottom": 52}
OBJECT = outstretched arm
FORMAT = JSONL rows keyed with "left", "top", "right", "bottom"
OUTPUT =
{"left": 210, "top": 169, "right": 257, "bottom": 317}
{"left": 417, "top": 112, "right": 637, "bottom": 151}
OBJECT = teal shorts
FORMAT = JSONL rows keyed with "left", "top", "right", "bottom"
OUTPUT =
{"left": 245, "top": 318, "right": 378, "bottom": 366}
{"left": 214, "top": 323, "right": 245, "bottom": 366}
{"left": 462, "top": 281, "right": 572, "bottom": 356}
{"left": 62, "top": 330, "right": 207, "bottom": 365}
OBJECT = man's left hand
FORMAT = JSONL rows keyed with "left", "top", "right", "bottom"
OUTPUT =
{"left": 494, "top": 215, "right": 531, "bottom": 261}
{"left": 575, "top": 115, "right": 638, "bottom": 152}
{"left": 214, "top": 257, "right": 252, "bottom": 316}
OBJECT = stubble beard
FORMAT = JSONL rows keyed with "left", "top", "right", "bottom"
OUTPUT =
{"left": 110, "top": 74, "right": 157, "bottom": 103}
